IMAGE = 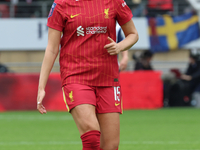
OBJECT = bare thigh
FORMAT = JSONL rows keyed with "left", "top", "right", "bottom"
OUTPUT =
{"left": 71, "top": 104, "right": 100, "bottom": 135}
{"left": 97, "top": 113, "right": 120, "bottom": 150}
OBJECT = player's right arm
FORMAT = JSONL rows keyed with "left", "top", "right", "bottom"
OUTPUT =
{"left": 37, "top": 27, "right": 61, "bottom": 114}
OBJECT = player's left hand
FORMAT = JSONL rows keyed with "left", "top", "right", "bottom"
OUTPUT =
{"left": 119, "top": 56, "right": 128, "bottom": 71}
{"left": 37, "top": 89, "right": 47, "bottom": 114}
{"left": 104, "top": 37, "right": 121, "bottom": 55}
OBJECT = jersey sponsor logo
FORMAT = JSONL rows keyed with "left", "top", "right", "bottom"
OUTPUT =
{"left": 122, "top": 1, "right": 127, "bottom": 7}
{"left": 104, "top": 8, "right": 109, "bottom": 18}
{"left": 48, "top": 2, "right": 57, "bottom": 18}
{"left": 77, "top": 26, "right": 84, "bottom": 36}
{"left": 77, "top": 26, "right": 107, "bottom": 36}
{"left": 69, "top": 91, "right": 74, "bottom": 103}
{"left": 70, "top": 13, "right": 81, "bottom": 18}
{"left": 86, "top": 26, "right": 107, "bottom": 34}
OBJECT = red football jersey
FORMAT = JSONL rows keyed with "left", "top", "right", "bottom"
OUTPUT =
{"left": 47, "top": 0, "right": 133, "bottom": 87}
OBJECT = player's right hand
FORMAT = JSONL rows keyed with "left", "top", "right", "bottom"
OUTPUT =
{"left": 37, "top": 89, "right": 47, "bottom": 114}
{"left": 104, "top": 37, "right": 121, "bottom": 55}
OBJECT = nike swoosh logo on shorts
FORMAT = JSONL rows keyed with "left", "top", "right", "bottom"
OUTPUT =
{"left": 115, "top": 103, "right": 120, "bottom": 106}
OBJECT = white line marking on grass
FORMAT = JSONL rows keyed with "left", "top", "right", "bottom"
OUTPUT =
{"left": 0, "top": 141, "right": 81, "bottom": 146}
{"left": 120, "top": 141, "right": 200, "bottom": 145}
{"left": 0, "top": 141, "right": 200, "bottom": 146}
{"left": 0, "top": 115, "right": 73, "bottom": 121}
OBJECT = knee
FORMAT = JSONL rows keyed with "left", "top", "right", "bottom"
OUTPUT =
{"left": 101, "top": 140, "right": 119, "bottom": 150}
{"left": 80, "top": 119, "right": 99, "bottom": 132}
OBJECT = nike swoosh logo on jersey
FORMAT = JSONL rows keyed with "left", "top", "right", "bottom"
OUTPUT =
{"left": 115, "top": 103, "right": 120, "bottom": 106}
{"left": 70, "top": 13, "right": 81, "bottom": 18}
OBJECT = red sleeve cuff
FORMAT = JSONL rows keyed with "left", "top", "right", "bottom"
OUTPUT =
{"left": 118, "top": 14, "right": 133, "bottom": 26}
{"left": 47, "top": 23, "right": 63, "bottom": 32}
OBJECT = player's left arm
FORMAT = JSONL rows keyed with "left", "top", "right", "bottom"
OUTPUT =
{"left": 119, "top": 50, "right": 128, "bottom": 71}
{"left": 104, "top": 19, "right": 138, "bottom": 55}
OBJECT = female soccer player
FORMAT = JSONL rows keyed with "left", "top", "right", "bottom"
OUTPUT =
{"left": 37, "top": 0, "right": 138, "bottom": 150}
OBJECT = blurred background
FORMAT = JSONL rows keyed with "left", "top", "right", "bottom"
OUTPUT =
{"left": 0, "top": 0, "right": 200, "bottom": 111}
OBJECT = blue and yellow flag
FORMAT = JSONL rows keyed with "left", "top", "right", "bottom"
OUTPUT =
{"left": 148, "top": 13, "right": 200, "bottom": 52}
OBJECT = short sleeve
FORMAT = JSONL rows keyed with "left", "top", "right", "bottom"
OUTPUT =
{"left": 115, "top": 0, "right": 133, "bottom": 26}
{"left": 47, "top": 0, "right": 66, "bottom": 32}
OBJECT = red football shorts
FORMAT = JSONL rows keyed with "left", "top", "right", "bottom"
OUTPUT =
{"left": 62, "top": 84, "right": 122, "bottom": 114}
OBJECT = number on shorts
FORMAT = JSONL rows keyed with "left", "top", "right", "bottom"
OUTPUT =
{"left": 114, "top": 86, "right": 120, "bottom": 101}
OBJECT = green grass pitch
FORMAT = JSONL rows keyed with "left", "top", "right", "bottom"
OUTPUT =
{"left": 0, "top": 108, "right": 200, "bottom": 150}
